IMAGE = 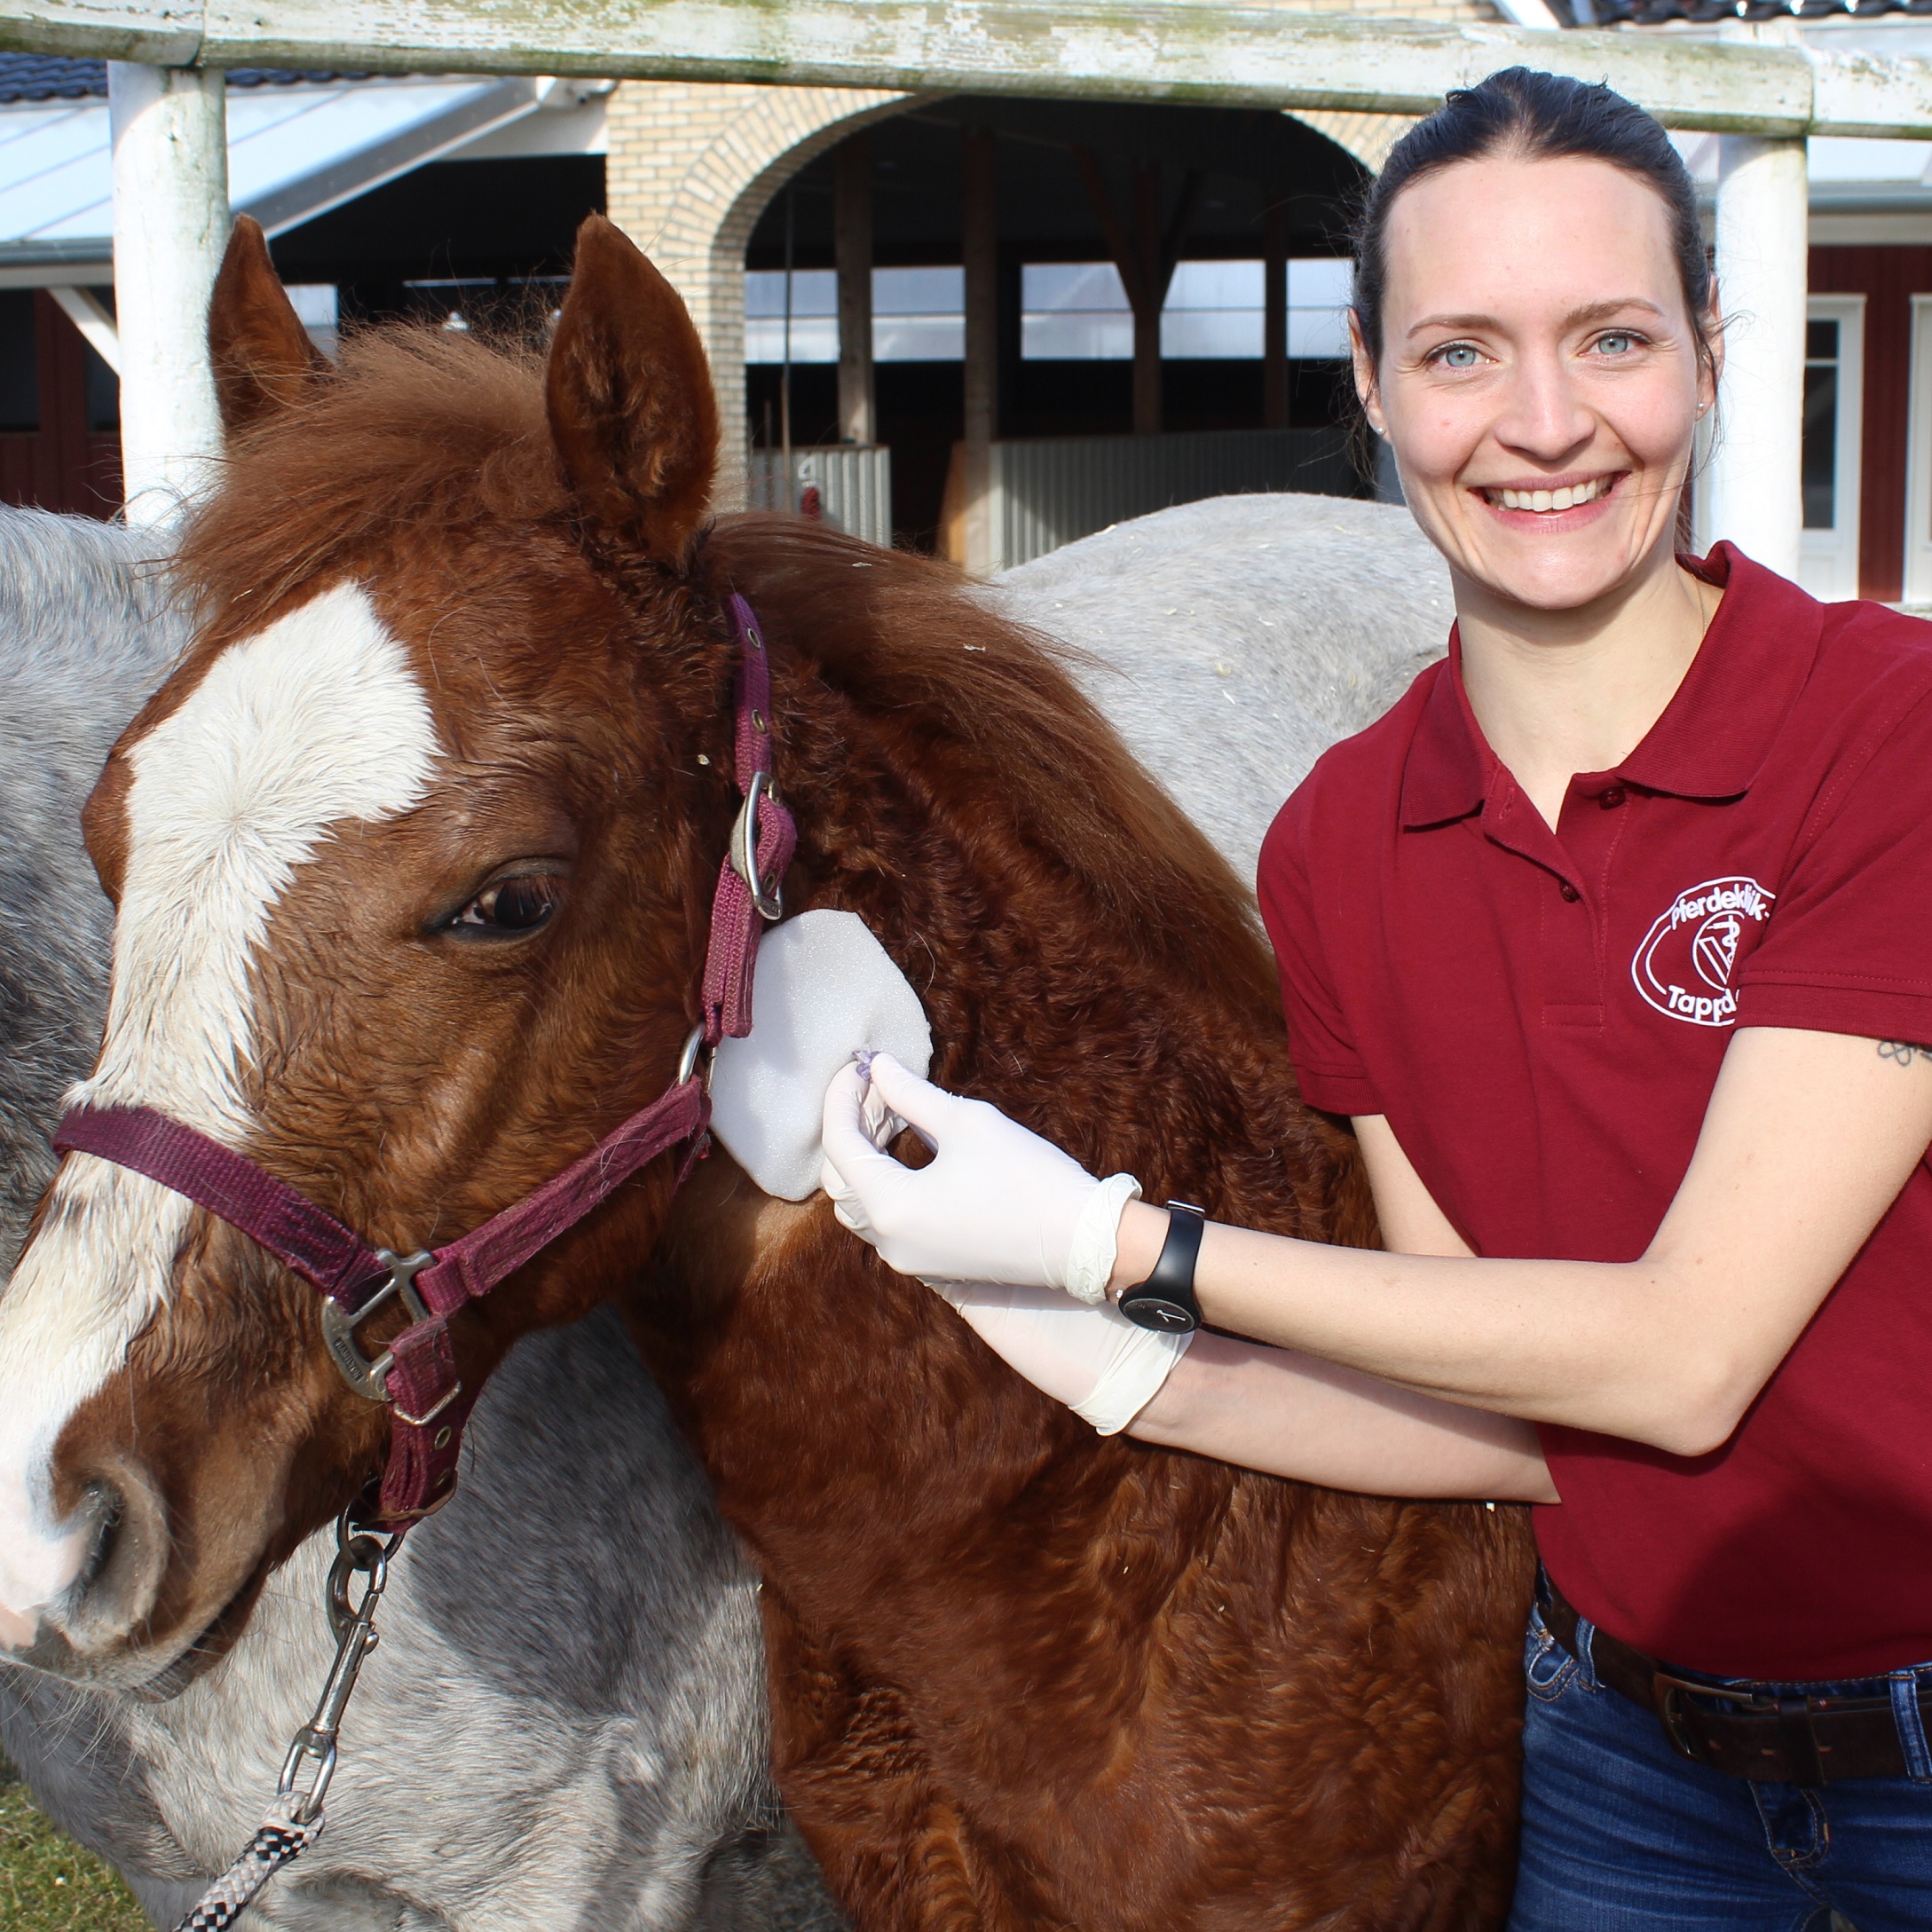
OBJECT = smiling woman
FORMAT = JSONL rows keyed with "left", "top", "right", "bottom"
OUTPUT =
{"left": 822, "top": 67, "right": 1932, "bottom": 1932}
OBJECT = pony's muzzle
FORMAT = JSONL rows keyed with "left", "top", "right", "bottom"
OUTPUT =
{"left": 18, "top": 1455, "right": 171, "bottom": 1676}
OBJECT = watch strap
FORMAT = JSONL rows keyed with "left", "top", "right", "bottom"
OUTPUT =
{"left": 1116, "top": 1201, "right": 1207, "bottom": 1333}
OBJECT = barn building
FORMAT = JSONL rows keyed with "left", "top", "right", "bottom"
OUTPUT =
{"left": 1, "top": 3, "right": 1929, "bottom": 595}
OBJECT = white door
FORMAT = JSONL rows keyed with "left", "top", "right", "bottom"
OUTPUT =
{"left": 1798, "top": 296, "right": 1864, "bottom": 603}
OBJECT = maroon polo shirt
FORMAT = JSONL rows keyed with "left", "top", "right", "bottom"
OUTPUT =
{"left": 1258, "top": 545, "right": 1932, "bottom": 1679}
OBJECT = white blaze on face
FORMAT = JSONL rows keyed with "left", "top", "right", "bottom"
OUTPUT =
{"left": 0, "top": 581, "right": 439, "bottom": 1644}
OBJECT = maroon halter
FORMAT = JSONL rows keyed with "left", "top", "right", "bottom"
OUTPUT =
{"left": 54, "top": 592, "right": 796, "bottom": 1529}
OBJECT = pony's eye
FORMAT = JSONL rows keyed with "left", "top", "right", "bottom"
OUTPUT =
{"left": 448, "top": 875, "right": 561, "bottom": 935}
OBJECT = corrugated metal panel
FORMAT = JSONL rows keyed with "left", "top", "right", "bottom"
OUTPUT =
{"left": 745, "top": 444, "right": 894, "bottom": 548}
{"left": 987, "top": 427, "right": 1357, "bottom": 572}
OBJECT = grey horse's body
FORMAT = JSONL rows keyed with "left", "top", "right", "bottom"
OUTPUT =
{"left": 997, "top": 490, "right": 1451, "bottom": 887}
{"left": 0, "top": 492, "right": 1451, "bottom": 1929}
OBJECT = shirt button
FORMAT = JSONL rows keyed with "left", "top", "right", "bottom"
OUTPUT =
{"left": 1559, "top": 881, "right": 1581, "bottom": 903}
{"left": 1599, "top": 785, "right": 1627, "bottom": 809}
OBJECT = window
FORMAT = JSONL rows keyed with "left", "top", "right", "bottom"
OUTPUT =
{"left": 744, "top": 259, "right": 1359, "bottom": 367}
{"left": 1022, "top": 263, "right": 1133, "bottom": 361}
{"left": 744, "top": 269, "right": 838, "bottom": 364}
{"left": 288, "top": 283, "right": 339, "bottom": 359}
{"left": 1020, "top": 258, "right": 1353, "bottom": 361}
{"left": 1798, "top": 296, "right": 1863, "bottom": 604}
{"left": 872, "top": 267, "right": 964, "bottom": 361}
{"left": 745, "top": 267, "right": 968, "bottom": 364}
{"left": 1803, "top": 319, "right": 1841, "bottom": 531}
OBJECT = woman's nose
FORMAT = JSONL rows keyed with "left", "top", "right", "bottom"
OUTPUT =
{"left": 1491, "top": 351, "right": 1595, "bottom": 464}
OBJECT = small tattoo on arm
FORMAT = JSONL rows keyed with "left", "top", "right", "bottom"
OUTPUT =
{"left": 1877, "top": 1040, "right": 1932, "bottom": 1069}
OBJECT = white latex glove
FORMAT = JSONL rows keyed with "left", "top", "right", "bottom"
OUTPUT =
{"left": 819, "top": 1053, "right": 1141, "bottom": 1304}
{"left": 937, "top": 1281, "right": 1192, "bottom": 1435}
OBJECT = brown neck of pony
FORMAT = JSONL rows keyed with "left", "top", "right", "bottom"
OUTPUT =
{"left": 629, "top": 510, "right": 1376, "bottom": 1563}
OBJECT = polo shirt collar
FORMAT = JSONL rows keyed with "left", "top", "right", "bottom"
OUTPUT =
{"left": 1398, "top": 544, "right": 1825, "bottom": 832}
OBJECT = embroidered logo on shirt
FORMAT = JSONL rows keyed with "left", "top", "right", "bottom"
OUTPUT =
{"left": 1631, "top": 876, "right": 1775, "bottom": 1027}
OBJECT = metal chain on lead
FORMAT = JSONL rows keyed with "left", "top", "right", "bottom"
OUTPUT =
{"left": 169, "top": 1506, "right": 402, "bottom": 1932}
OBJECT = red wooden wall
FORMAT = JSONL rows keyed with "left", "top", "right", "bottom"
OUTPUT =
{"left": 0, "top": 291, "right": 121, "bottom": 518}
{"left": 1810, "top": 245, "right": 1932, "bottom": 603}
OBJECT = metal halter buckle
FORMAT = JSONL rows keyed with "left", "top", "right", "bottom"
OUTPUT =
{"left": 729, "top": 769, "right": 785, "bottom": 921}
{"left": 318, "top": 1249, "right": 442, "bottom": 1411}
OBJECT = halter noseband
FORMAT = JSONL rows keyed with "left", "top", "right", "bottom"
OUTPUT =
{"left": 53, "top": 593, "right": 796, "bottom": 1530}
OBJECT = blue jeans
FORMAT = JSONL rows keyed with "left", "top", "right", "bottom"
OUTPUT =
{"left": 1507, "top": 1599, "right": 1932, "bottom": 1931}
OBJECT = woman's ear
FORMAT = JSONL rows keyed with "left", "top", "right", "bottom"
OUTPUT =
{"left": 207, "top": 216, "right": 329, "bottom": 441}
{"left": 546, "top": 214, "right": 718, "bottom": 566}
{"left": 1348, "top": 310, "right": 1387, "bottom": 439}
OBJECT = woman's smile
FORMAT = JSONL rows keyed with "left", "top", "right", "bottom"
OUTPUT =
{"left": 1476, "top": 471, "right": 1625, "bottom": 524}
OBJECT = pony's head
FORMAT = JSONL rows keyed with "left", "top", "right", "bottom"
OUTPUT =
{"left": 0, "top": 215, "right": 746, "bottom": 1682}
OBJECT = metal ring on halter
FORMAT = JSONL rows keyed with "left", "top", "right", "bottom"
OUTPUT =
{"left": 675, "top": 1024, "right": 711, "bottom": 1088}
{"left": 729, "top": 769, "right": 785, "bottom": 921}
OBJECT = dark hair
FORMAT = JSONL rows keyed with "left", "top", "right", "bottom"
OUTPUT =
{"left": 1351, "top": 67, "right": 1714, "bottom": 375}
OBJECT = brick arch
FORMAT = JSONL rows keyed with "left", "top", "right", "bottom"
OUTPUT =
{"left": 609, "top": 85, "right": 934, "bottom": 509}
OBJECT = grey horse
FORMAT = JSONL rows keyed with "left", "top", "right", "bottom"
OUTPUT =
{"left": 0, "top": 491, "right": 1452, "bottom": 1929}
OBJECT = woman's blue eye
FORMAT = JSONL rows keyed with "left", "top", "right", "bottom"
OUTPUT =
{"left": 1439, "top": 343, "right": 1480, "bottom": 369}
{"left": 1597, "top": 333, "right": 1636, "bottom": 356}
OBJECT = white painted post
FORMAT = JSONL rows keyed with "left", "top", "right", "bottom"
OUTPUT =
{"left": 107, "top": 63, "right": 228, "bottom": 525}
{"left": 1704, "top": 133, "right": 1809, "bottom": 581}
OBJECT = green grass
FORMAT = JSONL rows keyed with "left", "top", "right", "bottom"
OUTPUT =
{"left": 0, "top": 1754, "right": 150, "bottom": 1932}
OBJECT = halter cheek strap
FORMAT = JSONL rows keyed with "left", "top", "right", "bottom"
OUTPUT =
{"left": 52, "top": 592, "right": 796, "bottom": 1529}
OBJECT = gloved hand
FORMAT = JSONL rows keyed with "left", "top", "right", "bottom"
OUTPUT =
{"left": 936, "top": 1281, "right": 1192, "bottom": 1435}
{"left": 819, "top": 1053, "right": 1141, "bottom": 1304}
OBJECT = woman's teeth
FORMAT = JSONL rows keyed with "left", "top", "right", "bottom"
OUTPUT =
{"left": 1488, "top": 477, "right": 1613, "bottom": 513}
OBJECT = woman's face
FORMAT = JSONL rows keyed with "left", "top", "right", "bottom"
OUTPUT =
{"left": 1355, "top": 152, "right": 1717, "bottom": 618}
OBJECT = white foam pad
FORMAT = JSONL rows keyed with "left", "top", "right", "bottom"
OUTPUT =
{"left": 709, "top": 910, "right": 933, "bottom": 1201}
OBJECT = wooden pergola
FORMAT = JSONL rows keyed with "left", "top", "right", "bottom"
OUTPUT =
{"left": 5, "top": 0, "right": 1932, "bottom": 567}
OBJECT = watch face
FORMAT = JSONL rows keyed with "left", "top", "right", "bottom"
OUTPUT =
{"left": 1120, "top": 1294, "right": 1197, "bottom": 1334}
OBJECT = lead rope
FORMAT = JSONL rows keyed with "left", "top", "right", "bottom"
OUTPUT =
{"left": 170, "top": 1509, "right": 400, "bottom": 1932}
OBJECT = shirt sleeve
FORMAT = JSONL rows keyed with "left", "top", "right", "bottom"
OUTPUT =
{"left": 1737, "top": 683, "right": 1932, "bottom": 1045}
{"left": 1257, "top": 788, "right": 1384, "bottom": 1116}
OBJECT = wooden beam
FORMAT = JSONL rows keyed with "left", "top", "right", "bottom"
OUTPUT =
{"left": 835, "top": 131, "right": 873, "bottom": 446}
{"left": 8, "top": 4, "right": 1932, "bottom": 141}
{"left": 1262, "top": 197, "right": 1287, "bottom": 432}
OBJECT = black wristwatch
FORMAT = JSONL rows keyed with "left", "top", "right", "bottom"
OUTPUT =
{"left": 1116, "top": 1202, "right": 1208, "bottom": 1333}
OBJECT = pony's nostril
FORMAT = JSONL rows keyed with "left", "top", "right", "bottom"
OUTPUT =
{"left": 59, "top": 1458, "right": 168, "bottom": 1653}
{"left": 75, "top": 1479, "right": 124, "bottom": 1593}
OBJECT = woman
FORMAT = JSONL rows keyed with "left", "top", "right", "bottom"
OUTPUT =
{"left": 821, "top": 68, "right": 1932, "bottom": 1932}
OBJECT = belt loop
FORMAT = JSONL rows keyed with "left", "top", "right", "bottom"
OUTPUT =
{"left": 1573, "top": 1611, "right": 1603, "bottom": 1692}
{"left": 1891, "top": 1672, "right": 1932, "bottom": 1782}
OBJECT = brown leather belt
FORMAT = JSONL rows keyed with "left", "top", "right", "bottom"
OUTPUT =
{"left": 1543, "top": 1583, "right": 1928, "bottom": 1786}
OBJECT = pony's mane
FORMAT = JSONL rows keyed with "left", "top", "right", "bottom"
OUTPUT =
{"left": 707, "top": 515, "right": 1280, "bottom": 1007}
{"left": 175, "top": 326, "right": 567, "bottom": 621}
{"left": 173, "top": 322, "right": 1276, "bottom": 1007}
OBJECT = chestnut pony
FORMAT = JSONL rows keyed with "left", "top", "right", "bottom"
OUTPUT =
{"left": 0, "top": 216, "right": 1534, "bottom": 1928}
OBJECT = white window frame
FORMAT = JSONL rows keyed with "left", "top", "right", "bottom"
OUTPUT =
{"left": 1905, "top": 295, "right": 1932, "bottom": 605}
{"left": 1799, "top": 295, "right": 1864, "bottom": 603}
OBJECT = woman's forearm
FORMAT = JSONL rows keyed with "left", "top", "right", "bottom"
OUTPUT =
{"left": 1128, "top": 1329, "right": 1559, "bottom": 1502}
{"left": 1114, "top": 1198, "right": 1707, "bottom": 1446}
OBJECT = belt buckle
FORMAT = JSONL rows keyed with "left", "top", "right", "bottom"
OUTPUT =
{"left": 1650, "top": 1668, "right": 1770, "bottom": 1762}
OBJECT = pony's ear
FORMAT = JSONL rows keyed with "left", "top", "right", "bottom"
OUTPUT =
{"left": 547, "top": 215, "right": 717, "bottom": 565}
{"left": 208, "top": 215, "right": 328, "bottom": 440}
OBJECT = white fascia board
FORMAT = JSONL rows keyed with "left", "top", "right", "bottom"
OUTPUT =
{"left": 48, "top": 280, "right": 116, "bottom": 367}
{"left": 447, "top": 92, "right": 606, "bottom": 159}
